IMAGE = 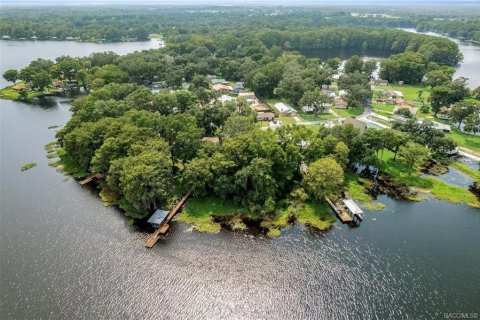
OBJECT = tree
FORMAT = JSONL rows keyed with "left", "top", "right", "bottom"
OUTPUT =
{"left": 450, "top": 101, "right": 478, "bottom": 129}
{"left": 344, "top": 55, "right": 364, "bottom": 74}
{"left": 380, "top": 52, "right": 426, "bottom": 84}
{"left": 430, "top": 85, "right": 454, "bottom": 116}
{"left": 299, "top": 89, "right": 332, "bottom": 114}
{"left": 423, "top": 69, "right": 452, "bottom": 88}
{"left": 223, "top": 116, "right": 255, "bottom": 137}
{"left": 3, "top": 69, "right": 18, "bottom": 84}
{"left": 276, "top": 73, "right": 309, "bottom": 106}
{"left": 31, "top": 71, "right": 51, "bottom": 91}
{"left": 398, "top": 142, "right": 429, "bottom": 174}
{"left": 473, "top": 86, "right": 480, "bottom": 100}
{"left": 110, "top": 150, "right": 173, "bottom": 215}
{"left": 18, "top": 67, "right": 34, "bottom": 83}
{"left": 464, "top": 113, "right": 480, "bottom": 135}
{"left": 302, "top": 157, "right": 344, "bottom": 200}
{"left": 363, "top": 60, "right": 377, "bottom": 77}
{"left": 234, "top": 157, "right": 277, "bottom": 211}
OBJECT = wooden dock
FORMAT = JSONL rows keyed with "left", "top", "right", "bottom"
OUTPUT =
{"left": 145, "top": 190, "right": 192, "bottom": 248}
{"left": 325, "top": 197, "right": 353, "bottom": 223}
{"left": 79, "top": 173, "right": 105, "bottom": 185}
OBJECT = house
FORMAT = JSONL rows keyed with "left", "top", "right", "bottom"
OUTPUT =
{"left": 250, "top": 102, "right": 271, "bottom": 112}
{"left": 257, "top": 112, "right": 275, "bottom": 121}
{"left": 334, "top": 97, "right": 348, "bottom": 109}
{"left": 51, "top": 81, "right": 64, "bottom": 88}
{"left": 202, "top": 136, "right": 220, "bottom": 143}
{"left": 342, "top": 199, "right": 364, "bottom": 223}
{"left": 233, "top": 82, "right": 245, "bottom": 93}
{"left": 218, "top": 94, "right": 236, "bottom": 104}
{"left": 437, "top": 107, "right": 451, "bottom": 120}
{"left": 418, "top": 119, "right": 452, "bottom": 133}
{"left": 238, "top": 91, "right": 256, "bottom": 100}
{"left": 12, "top": 83, "right": 26, "bottom": 91}
{"left": 433, "top": 122, "right": 451, "bottom": 133}
{"left": 343, "top": 117, "right": 367, "bottom": 132}
{"left": 238, "top": 92, "right": 256, "bottom": 104}
{"left": 302, "top": 103, "right": 331, "bottom": 114}
{"left": 211, "top": 78, "right": 228, "bottom": 85}
{"left": 302, "top": 105, "right": 315, "bottom": 114}
{"left": 147, "top": 209, "right": 169, "bottom": 228}
{"left": 338, "top": 90, "right": 347, "bottom": 97}
{"left": 385, "top": 90, "right": 403, "bottom": 99}
{"left": 274, "top": 102, "right": 297, "bottom": 116}
{"left": 212, "top": 83, "right": 233, "bottom": 94}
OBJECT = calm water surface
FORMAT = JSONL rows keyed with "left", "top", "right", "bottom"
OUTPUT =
{"left": 1, "top": 38, "right": 480, "bottom": 320}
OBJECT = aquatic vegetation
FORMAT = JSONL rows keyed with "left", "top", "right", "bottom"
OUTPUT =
{"left": 20, "top": 162, "right": 37, "bottom": 171}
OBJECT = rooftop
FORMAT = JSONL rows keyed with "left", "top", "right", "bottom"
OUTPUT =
{"left": 147, "top": 209, "right": 169, "bottom": 226}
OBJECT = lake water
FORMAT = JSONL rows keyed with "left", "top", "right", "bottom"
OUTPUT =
{"left": 1, "top": 38, "right": 480, "bottom": 319}
{"left": 302, "top": 29, "right": 480, "bottom": 89}
{"left": 400, "top": 28, "right": 480, "bottom": 89}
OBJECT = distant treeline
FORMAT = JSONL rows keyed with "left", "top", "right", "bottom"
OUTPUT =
{"left": 0, "top": 6, "right": 478, "bottom": 43}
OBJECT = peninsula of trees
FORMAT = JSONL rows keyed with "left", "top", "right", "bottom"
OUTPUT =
{"left": 3, "top": 8, "right": 479, "bottom": 235}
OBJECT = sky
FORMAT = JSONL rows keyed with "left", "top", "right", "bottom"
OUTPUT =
{"left": 1, "top": 0, "right": 479, "bottom": 5}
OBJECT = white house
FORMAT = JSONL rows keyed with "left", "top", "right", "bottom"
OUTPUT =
{"left": 274, "top": 102, "right": 297, "bottom": 116}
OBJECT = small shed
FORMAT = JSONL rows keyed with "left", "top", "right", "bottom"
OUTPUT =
{"left": 147, "top": 209, "right": 169, "bottom": 228}
{"left": 257, "top": 112, "right": 275, "bottom": 121}
{"left": 342, "top": 199, "right": 364, "bottom": 221}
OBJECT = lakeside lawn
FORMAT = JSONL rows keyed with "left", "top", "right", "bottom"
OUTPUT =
{"left": 179, "top": 196, "right": 337, "bottom": 236}
{"left": 447, "top": 128, "right": 480, "bottom": 154}
{"left": 377, "top": 149, "right": 480, "bottom": 207}
{"left": 383, "top": 84, "right": 431, "bottom": 101}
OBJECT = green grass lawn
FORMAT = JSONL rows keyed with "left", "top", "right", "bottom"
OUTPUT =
{"left": 332, "top": 107, "right": 364, "bottom": 117}
{"left": 447, "top": 128, "right": 480, "bottom": 154}
{"left": 451, "top": 162, "right": 480, "bottom": 182}
{"left": 279, "top": 116, "right": 296, "bottom": 125}
{"left": 295, "top": 202, "right": 336, "bottom": 230}
{"left": 384, "top": 84, "right": 431, "bottom": 101}
{"left": 372, "top": 102, "right": 395, "bottom": 113}
{"left": 377, "top": 149, "right": 479, "bottom": 207}
{"left": 298, "top": 112, "right": 336, "bottom": 121}
{"left": 178, "top": 196, "right": 247, "bottom": 233}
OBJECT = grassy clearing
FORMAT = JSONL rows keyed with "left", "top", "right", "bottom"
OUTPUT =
{"left": 345, "top": 172, "right": 386, "bottom": 211}
{"left": 0, "top": 83, "right": 46, "bottom": 101}
{"left": 384, "top": 84, "right": 431, "bottom": 101}
{"left": 296, "top": 202, "right": 336, "bottom": 230}
{"left": 178, "top": 196, "right": 247, "bottom": 233}
{"left": 447, "top": 129, "right": 480, "bottom": 154}
{"left": 148, "top": 34, "right": 163, "bottom": 39}
{"left": 298, "top": 112, "right": 336, "bottom": 121}
{"left": 372, "top": 102, "right": 395, "bottom": 113}
{"left": 378, "top": 149, "right": 480, "bottom": 207}
{"left": 345, "top": 173, "right": 372, "bottom": 202}
{"left": 180, "top": 196, "right": 336, "bottom": 236}
{"left": 278, "top": 116, "right": 296, "bottom": 125}
{"left": 451, "top": 162, "right": 480, "bottom": 181}
{"left": 332, "top": 107, "right": 363, "bottom": 117}
{"left": 21, "top": 162, "right": 37, "bottom": 171}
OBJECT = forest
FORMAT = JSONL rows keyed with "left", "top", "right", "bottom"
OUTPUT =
{"left": 0, "top": 6, "right": 478, "bottom": 42}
